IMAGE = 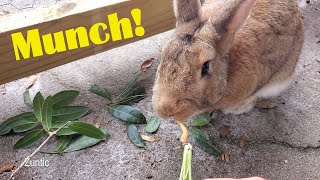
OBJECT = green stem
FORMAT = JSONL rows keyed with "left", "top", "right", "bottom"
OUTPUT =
{"left": 179, "top": 143, "right": 192, "bottom": 180}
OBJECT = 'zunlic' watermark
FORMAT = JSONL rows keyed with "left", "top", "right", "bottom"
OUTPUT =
{"left": 25, "top": 158, "right": 49, "bottom": 167}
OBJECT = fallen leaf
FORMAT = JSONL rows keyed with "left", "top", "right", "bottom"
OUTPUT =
{"left": 255, "top": 100, "right": 278, "bottom": 109}
{"left": 0, "top": 163, "right": 14, "bottom": 175}
{"left": 304, "top": 62, "right": 311, "bottom": 68}
{"left": 220, "top": 153, "right": 224, "bottom": 161}
{"left": 107, "top": 105, "right": 146, "bottom": 124}
{"left": 243, "top": 112, "right": 251, "bottom": 117}
{"left": 219, "top": 126, "right": 230, "bottom": 138}
{"left": 68, "top": 121, "right": 106, "bottom": 140}
{"left": 154, "top": 157, "right": 163, "bottom": 162}
{"left": 145, "top": 173, "right": 153, "bottom": 179}
{"left": 52, "top": 90, "right": 80, "bottom": 108}
{"left": 144, "top": 116, "right": 161, "bottom": 133}
{"left": 52, "top": 106, "right": 89, "bottom": 123}
{"left": 25, "top": 75, "right": 38, "bottom": 89}
{"left": 63, "top": 128, "right": 108, "bottom": 153}
{"left": 191, "top": 113, "right": 211, "bottom": 127}
{"left": 211, "top": 112, "right": 217, "bottom": 120}
{"left": 191, "top": 133, "right": 220, "bottom": 156}
{"left": 141, "top": 134, "right": 157, "bottom": 142}
{"left": 240, "top": 135, "right": 245, "bottom": 148}
{"left": 220, "top": 152, "right": 230, "bottom": 163}
{"left": 94, "top": 122, "right": 101, "bottom": 128}
{"left": 0, "top": 112, "right": 34, "bottom": 135}
{"left": 89, "top": 84, "right": 112, "bottom": 101}
{"left": 141, "top": 58, "right": 155, "bottom": 71}
{"left": 0, "top": 85, "right": 6, "bottom": 95}
{"left": 23, "top": 90, "right": 33, "bottom": 108}
{"left": 304, "top": 58, "right": 319, "bottom": 68}
{"left": 127, "top": 124, "right": 146, "bottom": 148}
{"left": 225, "top": 153, "right": 230, "bottom": 163}
{"left": 1, "top": 10, "right": 10, "bottom": 15}
{"left": 54, "top": 136, "right": 72, "bottom": 152}
{"left": 14, "top": 129, "right": 45, "bottom": 149}
{"left": 55, "top": 127, "right": 77, "bottom": 136}
{"left": 190, "top": 127, "right": 209, "bottom": 141}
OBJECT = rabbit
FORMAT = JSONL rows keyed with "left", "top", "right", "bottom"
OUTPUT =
{"left": 152, "top": 0, "right": 305, "bottom": 121}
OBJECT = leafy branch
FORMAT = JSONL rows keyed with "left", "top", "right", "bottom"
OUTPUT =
{"left": 0, "top": 90, "right": 108, "bottom": 179}
{"left": 90, "top": 58, "right": 160, "bottom": 148}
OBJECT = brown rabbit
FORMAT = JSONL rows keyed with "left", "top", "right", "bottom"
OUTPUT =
{"left": 152, "top": 0, "right": 304, "bottom": 121}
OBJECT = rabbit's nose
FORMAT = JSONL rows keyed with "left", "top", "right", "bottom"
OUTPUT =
{"left": 156, "top": 98, "right": 178, "bottom": 118}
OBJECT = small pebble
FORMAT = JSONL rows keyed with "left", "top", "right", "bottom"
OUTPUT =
{"left": 146, "top": 174, "right": 153, "bottom": 179}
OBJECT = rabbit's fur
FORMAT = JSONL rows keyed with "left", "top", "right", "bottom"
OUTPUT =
{"left": 152, "top": 0, "right": 304, "bottom": 121}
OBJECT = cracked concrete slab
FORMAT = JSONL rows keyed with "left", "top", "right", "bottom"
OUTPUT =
{"left": 0, "top": 0, "right": 320, "bottom": 180}
{"left": 0, "top": 0, "right": 62, "bottom": 14}
{"left": 0, "top": 0, "right": 12, "bottom": 6}
{"left": 0, "top": 4, "right": 18, "bottom": 15}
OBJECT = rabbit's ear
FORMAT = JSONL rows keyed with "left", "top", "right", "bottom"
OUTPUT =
{"left": 200, "top": 0, "right": 256, "bottom": 55}
{"left": 173, "top": 0, "right": 201, "bottom": 27}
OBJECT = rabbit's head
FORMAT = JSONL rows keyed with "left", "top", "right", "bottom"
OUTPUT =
{"left": 153, "top": 0, "right": 256, "bottom": 121}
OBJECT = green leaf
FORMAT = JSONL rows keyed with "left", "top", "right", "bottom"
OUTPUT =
{"left": 52, "top": 106, "right": 89, "bottom": 123}
{"left": 191, "top": 113, "right": 211, "bottom": 127}
{"left": 117, "top": 85, "right": 146, "bottom": 105}
{"left": 41, "top": 96, "right": 53, "bottom": 130}
{"left": 23, "top": 90, "right": 33, "bottom": 108}
{"left": 50, "top": 122, "right": 67, "bottom": 129}
{"left": 90, "top": 84, "right": 112, "bottom": 101}
{"left": 116, "top": 72, "right": 142, "bottom": 100}
{"left": 0, "top": 112, "right": 34, "bottom": 135}
{"left": 54, "top": 135, "right": 72, "bottom": 152}
{"left": 33, "top": 92, "right": 44, "bottom": 122}
{"left": 68, "top": 121, "right": 106, "bottom": 140}
{"left": 190, "top": 127, "right": 209, "bottom": 141}
{"left": 52, "top": 90, "right": 79, "bottom": 108}
{"left": 63, "top": 128, "right": 107, "bottom": 153}
{"left": 144, "top": 116, "right": 161, "bottom": 133}
{"left": 56, "top": 127, "right": 78, "bottom": 136}
{"left": 13, "top": 116, "right": 39, "bottom": 133}
{"left": 107, "top": 105, "right": 146, "bottom": 124}
{"left": 191, "top": 134, "right": 220, "bottom": 156}
{"left": 51, "top": 122, "right": 77, "bottom": 135}
{"left": 127, "top": 124, "right": 145, "bottom": 148}
{"left": 13, "top": 129, "right": 44, "bottom": 149}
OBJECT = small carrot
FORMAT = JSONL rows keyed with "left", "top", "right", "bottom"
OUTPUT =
{"left": 176, "top": 120, "right": 188, "bottom": 144}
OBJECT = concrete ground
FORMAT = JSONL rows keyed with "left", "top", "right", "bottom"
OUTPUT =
{"left": 0, "top": 0, "right": 319, "bottom": 180}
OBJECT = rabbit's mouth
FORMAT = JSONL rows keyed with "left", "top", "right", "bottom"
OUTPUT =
{"left": 156, "top": 104, "right": 200, "bottom": 122}
{"left": 173, "top": 112, "right": 194, "bottom": 122}
{"left": 174, "top": 108, "right": 212, "bottom": 122}
{"left": 153, "top": 94, "right": 199, "bottom": 121}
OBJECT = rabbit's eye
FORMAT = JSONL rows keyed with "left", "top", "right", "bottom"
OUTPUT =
{"left": 201, "top": 61, "right": 210, "bottom": 77}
